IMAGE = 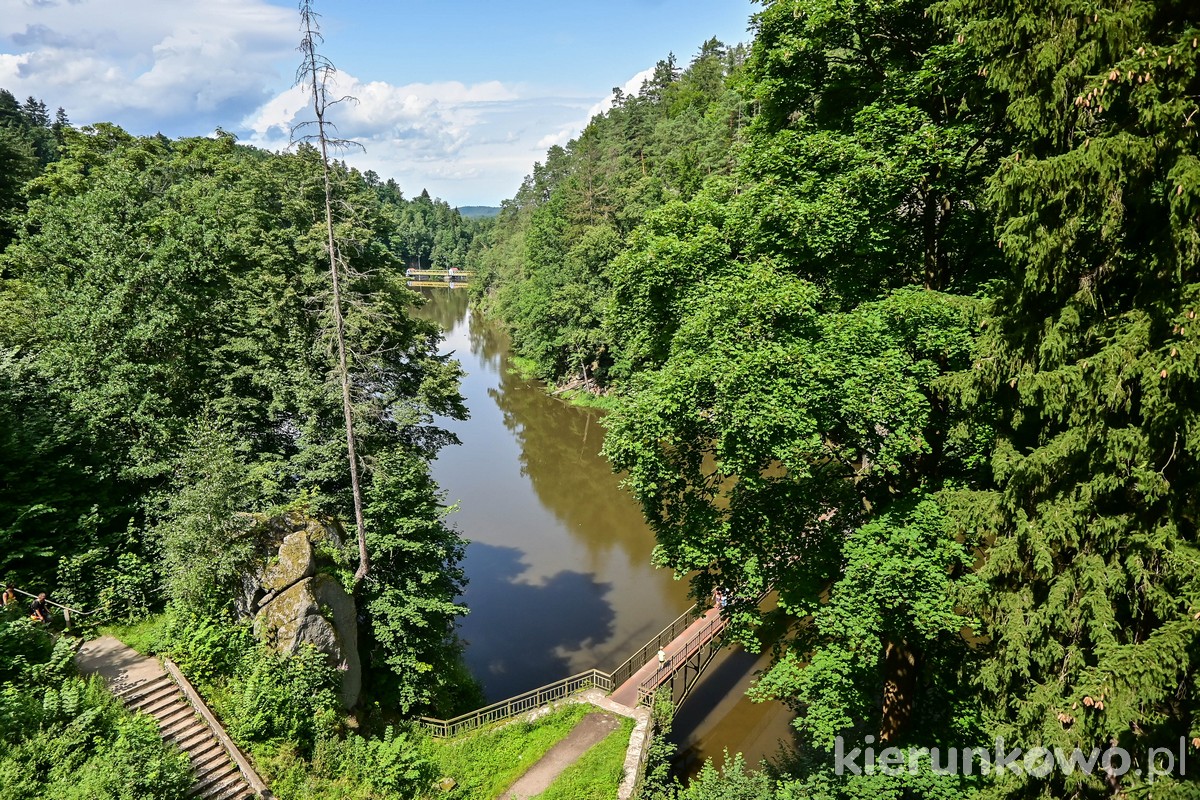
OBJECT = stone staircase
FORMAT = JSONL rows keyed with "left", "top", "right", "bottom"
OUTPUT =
{"left": 77, "top": 636, "right": 264, "bottom": 800}
{"left": 114, "top": 673, "right": 255, "bottom": 800}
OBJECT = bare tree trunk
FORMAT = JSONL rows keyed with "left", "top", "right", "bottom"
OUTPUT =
{"left": 298, "top": 0, "right": 369, "bottom": 585}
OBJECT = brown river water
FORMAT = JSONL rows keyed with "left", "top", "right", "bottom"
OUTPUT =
{"left": 414, "top": 288, "right": 798, "bottom": 776}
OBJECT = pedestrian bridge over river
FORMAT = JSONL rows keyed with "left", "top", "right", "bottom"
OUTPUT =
{"left": 420, "top": 599, "right": 735, "bottom": 737}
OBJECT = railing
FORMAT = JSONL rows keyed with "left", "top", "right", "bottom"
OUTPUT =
{"left": 418, "top": 596, "right": 753, "bottom": 738}
{"left": 636, "top": 610, "right": 727, "bottom": 707}
{"left": 6, "top": 586, "right": 98, "bottom": 628}
{"left": 164, "top": 659, "right": 273, "bottom": 799}
{"left": 608, "top": 603, "right": 701, "bottom": 688}
{"left": 419, "top": 668, "right": 614, "bottom": 737}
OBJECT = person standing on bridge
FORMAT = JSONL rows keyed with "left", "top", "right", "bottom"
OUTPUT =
{"left": 657, "top": 648, "right": 667, "bottom": 669}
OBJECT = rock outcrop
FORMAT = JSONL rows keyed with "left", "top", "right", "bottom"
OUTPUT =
{"left": 236, "top": 513, "right": 361, "bottom": 709}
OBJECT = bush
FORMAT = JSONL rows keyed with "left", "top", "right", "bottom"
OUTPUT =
{"left": 256, "top": 718, "right": 435, "bottom": 800}
{"left": 226, "top": 643, "right": 340, "bottom": 752}
{"left": 0, "top": 618, "right": 192, "bottom": 800}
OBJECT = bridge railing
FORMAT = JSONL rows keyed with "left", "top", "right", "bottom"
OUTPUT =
{"left": 417, "top": 596, "right": 755, "bottom": 738}
{"left": 418, "top": 668, "right": 614, "bottom": 738}
{"left": 608, "top": 603, "right": 702, "bottom": 688}
{"left": 636, "top": 610, "right": 727, "bottom": 707}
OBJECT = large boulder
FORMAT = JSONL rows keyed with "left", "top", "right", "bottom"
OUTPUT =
{"left": 234, "top": 512, "right": 361, "bottom": 708}
{"left": 254, "top": 573, "right": 361, "bottom": 708}
{"left": 262, "top": 531, "right": 316, "bottom": 592}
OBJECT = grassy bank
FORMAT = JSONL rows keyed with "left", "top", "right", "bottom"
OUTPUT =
{"left": 102, "top": 618, "right": 625, "bottom": 800}
{"left": 507, "top": 356, "right": 620, "bottom": 412}
{"left": 537, "top": 715, "right": 635, "bottom": 800}
{"left": 428, "top": 702, "right": 591, "bottom": 798}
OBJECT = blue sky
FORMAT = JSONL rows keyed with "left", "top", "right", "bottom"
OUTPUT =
{"left": 1, "top": 0, "right": 756, "bottom": 205}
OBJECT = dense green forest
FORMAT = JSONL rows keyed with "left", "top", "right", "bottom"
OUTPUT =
{"left": 478, "top": 0, "right": 1200, "bottom": 798}
{"left": 2, "top": 0, "right": 1199, "bottom": 797}
{"left": 0, "top": 81, "right": 491, "bottom": 796}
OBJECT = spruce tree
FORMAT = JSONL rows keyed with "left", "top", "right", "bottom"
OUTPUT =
{"left": 942, "top": 1, "right": 1200, "bottom": 794}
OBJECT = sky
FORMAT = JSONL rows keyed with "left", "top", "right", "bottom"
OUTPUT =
{"left": 0, "top": 0, "right": 757, "bottom": 206}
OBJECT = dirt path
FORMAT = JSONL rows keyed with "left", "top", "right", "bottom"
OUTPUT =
{"left": 501, "top": 711, "right": 622, "bottom": 799}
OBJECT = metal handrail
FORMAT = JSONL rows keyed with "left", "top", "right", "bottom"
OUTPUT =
{"left": 418, "top": 594, "right": 764, "bottom": 738}
{"left": 419, "top": 668, "right": 614, "bottom": 737}
{"left": 608, "top": 603, "right": 700, "bottom": 688}
{"left": 637, "top": 610, "right": 727, "bottom": 706}
{"left": 5, "top": 586, "right": 97, "bottom": 627}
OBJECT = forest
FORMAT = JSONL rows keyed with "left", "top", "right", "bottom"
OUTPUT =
{"left": 0, "top": 0, "right": 1198, "bottom": 798}
{"left": 0, "top": 82, "right": 491, "bottom": 796}
{"left": 477, "top": 0, "right": 1200, "bottom": 798}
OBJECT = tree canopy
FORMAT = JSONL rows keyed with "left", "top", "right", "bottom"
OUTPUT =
{"left": 480, "top": 0, "right": 1200, "bottom": 797}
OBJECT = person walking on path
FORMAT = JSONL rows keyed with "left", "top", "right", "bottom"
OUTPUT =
{"left": 657, "top": 647, "right": 667, "bottom": 670}
{"left": 30, "top": 592, "right": 51, "bottom": 624}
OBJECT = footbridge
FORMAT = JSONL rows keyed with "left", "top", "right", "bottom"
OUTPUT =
{"left": 420, "top": 599, "right": 738, "bottom": 737}
{"left": 405, "top": 268, "right": 472, "bottom": 287}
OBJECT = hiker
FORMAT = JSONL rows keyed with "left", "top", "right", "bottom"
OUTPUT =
{"left": 30, "top": 592, "right": 51, "bottom": 624}
{"left": 1, "top": 584, "right": 15, "bottom": 607}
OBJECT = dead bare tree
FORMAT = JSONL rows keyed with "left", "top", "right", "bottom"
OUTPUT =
{"left": 294, "top": 0, "right": 370, "bottom": 585}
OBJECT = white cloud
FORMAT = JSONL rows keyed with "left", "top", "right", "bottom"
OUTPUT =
{"left": 241, "top": 70, "right": 597, "bottom": 203}
{"left": 534, "top": 66, "right": 654, "bottom": 152}
{"left": 0, "top": 2, "right": 657, "bottom": 204}
{"left": 0, "top": 0, "right": 295, "bottom": 130}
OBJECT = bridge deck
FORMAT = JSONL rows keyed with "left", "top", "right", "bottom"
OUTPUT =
{"left": 611, "top": 604, "right": 724, "bottom": 707}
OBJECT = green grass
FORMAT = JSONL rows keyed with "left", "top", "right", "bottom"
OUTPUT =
{"left": 425, "top": 702, "right": 591, "bottom": 800}
{"left": 557, "top": 388, "right": 619, "bottom": 412}
{"left": 535, "top": 715, "right": 634, "bottom": 800}
{"left": 99, "top": 613, "right": 168, "bottom": 655}
{"left": 507, "top": 355, "right": 541, "bottom": 380}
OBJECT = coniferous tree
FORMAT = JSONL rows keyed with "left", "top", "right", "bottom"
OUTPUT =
{"left": 941, "top": 1, "right": 1200, "bottom": 795}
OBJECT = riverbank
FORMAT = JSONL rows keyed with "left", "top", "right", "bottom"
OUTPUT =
{"left": 506, "top": 353, "right": 620, "bottom": 412}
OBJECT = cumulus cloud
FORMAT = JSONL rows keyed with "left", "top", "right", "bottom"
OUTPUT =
{"left": 534, "top": 66, "right": 654, "bottom": 151}
{"left": 241, "top": 69, "right": 600, "bottom": 203}
{"left": 0, "top": 0, "right": 295, "bottom": 131}
{"left": 0, "top": 1, "right": 656, "bottom": 204}
{"left": 244, "top": 72, "right": 519, "bottom": 157}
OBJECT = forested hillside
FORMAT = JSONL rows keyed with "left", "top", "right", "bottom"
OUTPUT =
{"left": 479, "top": 1, "right": 1200, "bottom": 798}
{"left": 0, "top": 103, "right": 488, "bottom": 796}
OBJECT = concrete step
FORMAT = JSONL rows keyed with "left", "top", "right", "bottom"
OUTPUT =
{"left": 143, "top": 696, "right": 186, "bottom": 723}
{"left": 196, "top": 771, "right": 251, "bottom": 800}
{"left": 128, "top": 682, "right": 180, "bottom": 712}
{"left": 116, "top": 674, "right": 173, "bottom": 702}
{"left": 160, "top": 709, "right": 202, "bottom": 739}
{"left": 154, "top": 701, "right": 195, "bottom": 729}
{"left": 172, "top": 725, "right": 215, "bottom": 753}
{"left": 188, "top": 762, "right": 239, "bottom": 798}
{"left": 190, "top": 742, "right": 228, "bottom": 775}
{"left": 194, "top": 755, "right": 237, "bottom": 786}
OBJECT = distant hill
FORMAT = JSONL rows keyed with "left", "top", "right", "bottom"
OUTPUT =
{"left": 456, "top": 205, "right": 502, "bottom": 218}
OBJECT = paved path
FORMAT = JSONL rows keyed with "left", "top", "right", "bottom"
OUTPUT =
{"left": 501, "top": 711, "right": 622, "bottom": 799}
{"left": 77, "top": 636, "right": 258, "bottom": 800}
{"left": 610, "top": 605, "right": 724, "bottom": 707}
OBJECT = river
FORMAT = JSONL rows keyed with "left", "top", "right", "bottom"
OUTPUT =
{"left": 414, "top": 287, "right": 798, "bottom": 777}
